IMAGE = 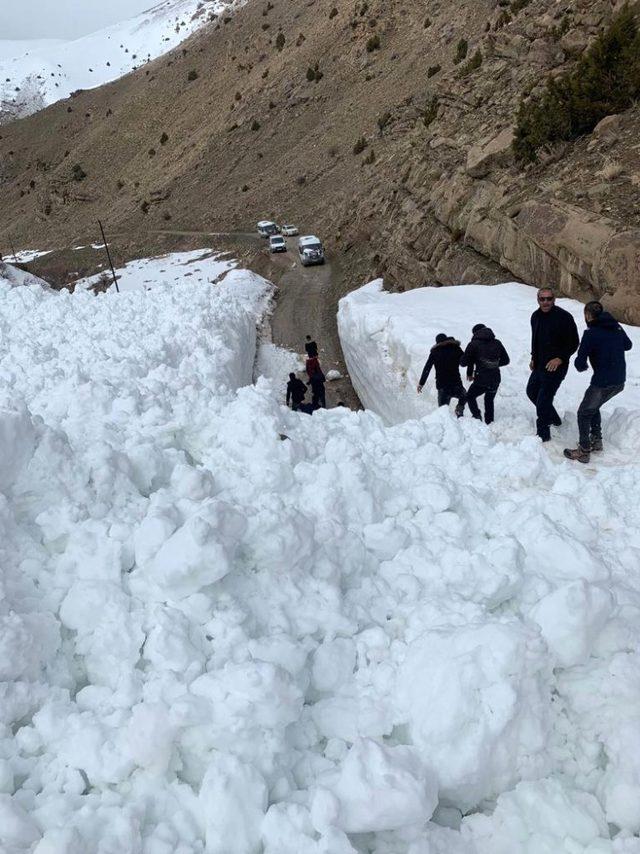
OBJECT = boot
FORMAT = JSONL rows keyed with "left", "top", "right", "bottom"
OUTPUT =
{"left": 454, "top": 404, "right": 464, "bottom": 418}
{"left": 563, "top": 446, "right": 590, "bottom": 464}
{"left": 590, "top": 436, "right": 603, "bottom": 452}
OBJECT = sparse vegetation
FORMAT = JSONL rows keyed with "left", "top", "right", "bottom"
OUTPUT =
{"left": 251, "top": 119, "right": 261, "bottom": 131}
{"left": 148, "top": 148, "right": 156, "bottom": 157}
{"left": 329, "top": 7, "right": 338, "bottom": 19}
{"left": 453, "top": 38, "right": 468, "bottom": 64}
{"left": 513, "top": 4, "right": 640, "bottom": 164}
{"left": 423, "top": 17, "right": 431, "bottom": 28}
{"left": 306, "top": 63, "right": 323, "bottom": 82}
{"left": 141, "top": 200, "right": 150, "bottom": 214}
{"left": 458, "top": 49, "right": 483, "bottom": 77}
{"left": 187, "top": 69, "right": 199, "bottom": 81}
{"left": 353, "top": 136, "right": 368, "bottom": 154}
{"left": 363, "top": 148, "right": 376, "bottom": 164}
{"left": 423, "top": 96, "right": 439, "bottom": 127}
{"left": 550, "top": 15, "right": 571, "bottom": 41}
{"left": 510, "top": 0, "right": 532, "bottom": 12}
{"left": 377, "top": 111, "right": 392, "bottom": 132}
{"left": 495, "top": 10, "right": 512, "bottom": 29}
{"left": 71, "top": 164, "right": 86, "bottom": 181}
{"left": 366, "top": 34, "right": 381, "bottom": 52}
{"left": 160, "top": 132, "right": 169, "bottom": 145}
{"left": 427, "top": 64, "right": 441, "bottom": 78}
{"left": 275, "top": 32, "right": 286, "bottom": 51}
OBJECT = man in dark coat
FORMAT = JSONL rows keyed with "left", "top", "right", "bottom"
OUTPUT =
{"left": 527, "top": 287, "right": 579, "bottom": 441}
{"left": 286, "top": 372, "right": 308, "bottom": 410}
{"left": 564, "top": 301, "right": 632, "bottom": 463}
{"left": 305, "top": 335, "right": 319, "bottom": 358}
{"left": 460, "top": 324, "right": 510, "bottom": 424}
{"left": 308, "top": 366, "right": 326, "bottom": 409}
{"left": 417, "top": 333, "right": 466, "bottom": 416}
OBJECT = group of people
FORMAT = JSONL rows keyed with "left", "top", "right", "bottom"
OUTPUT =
{"left": 417, "top": 287, "right": 633, "bottom": 464}
{"left": 286, "top": 335, "right": 327, "bottom": 414}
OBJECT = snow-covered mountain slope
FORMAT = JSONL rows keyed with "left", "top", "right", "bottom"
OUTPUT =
{"left": 0, "top": 0, "right": 241, "bottom": 122}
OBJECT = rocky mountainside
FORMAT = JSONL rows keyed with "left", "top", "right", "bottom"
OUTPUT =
{"left": 0, "top": 0, "right": 638, "bottom": 317}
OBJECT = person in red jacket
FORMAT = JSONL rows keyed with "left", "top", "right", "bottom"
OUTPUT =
{"left": 306, "top": 356, "right": 320, "bottom": 379}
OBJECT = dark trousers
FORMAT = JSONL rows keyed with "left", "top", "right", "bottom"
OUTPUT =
{"left": 526, "top": 368, "right": 566, "bottom": 440}
{"left": 437, "top": 383, "right": 467, "bottom": 410}
{"left": 311, "top": 384, "right": 326, "bottom": 409}
{"left": 577, "top": 383, "right": 624, "bottom": 448}
{"left": 467, "top": 380, "right": 498, "bottom": 424}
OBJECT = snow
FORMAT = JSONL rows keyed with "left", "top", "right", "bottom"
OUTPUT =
{"left": 2, "top": 264, "right": 640, "bottom": 853}
{"left": 2, "top": 249, "right": 53, "bottom": 263}
{"left": 0, "top": 0, "right": 243, "bottom": 121}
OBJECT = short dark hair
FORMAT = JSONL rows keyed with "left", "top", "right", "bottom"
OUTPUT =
{"left": 538, "top": 287, "right": 555, "bottom": 296}
{"left": 585, "top": 300, "right": 604, "bottom": 318}
{"left": 472, "top": 323, "right": 485, "bottom": 334}
{"left": 289, "top": 372, "right": 296, "bottom": 380}
{"left": 306, "top": 335, "right": 311, "bottom": 340}
{"left": 435, "top": 333, "right": 448, "bottom": 343}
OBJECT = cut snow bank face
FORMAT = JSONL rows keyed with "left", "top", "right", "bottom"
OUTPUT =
{"left": 2, "top": 262, "right": 640, "bottom": 852}
{"left": 0, "top": 0, "right": 244, "bottom": 121}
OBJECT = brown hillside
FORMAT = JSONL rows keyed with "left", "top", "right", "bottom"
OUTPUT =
{"left": 1, "top": 0, "right": 639, "bottom": 318}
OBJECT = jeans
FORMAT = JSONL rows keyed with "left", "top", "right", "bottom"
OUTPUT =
{"left": 467, "top": 380, "right": 498, "bottom": 424}
{"left": 526, "top": 367, "right": 567, "bottom": 440}
{"left": 577, "top": 383, "right": 624, "bottom": 448}
{"left": 437, "top": 383, "right": 467, "bottom": 410}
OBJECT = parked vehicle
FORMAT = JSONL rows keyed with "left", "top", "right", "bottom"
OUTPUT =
{"left": 298, "top": 235, "right": 325, "bottom": 266}
{"left": 281, "top": 224, "right": 299, "bottom": 236}
{"left": 269, "top": 235, "right": 287, "bottom": 253}
{"left": 257, "top": 220, "right": 279, "bottom": 237}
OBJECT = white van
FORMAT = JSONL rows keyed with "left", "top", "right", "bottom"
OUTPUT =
{"left": 298, "top": 235, "right": 325, "bottom": 266}
{"left": 257, "top": 221, "right": 279, "bottom": 237}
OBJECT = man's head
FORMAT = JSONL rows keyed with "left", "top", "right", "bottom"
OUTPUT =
{"left": 584, "top": 300, "right": 604, "bottom": 324}
{"left": 472, "top": 323, "right": 485, "bottom": 334}
{"left": 289, "top": 372, "right": 296, "bottom": 380}
{"left": 306, "top": 335, "right": 312, "bottom": 341}
{"left": 435, "top": 333, "right": 448, "bottom": 344}
{"left": 537, "top": 287, "right": 556, "bottom": 313}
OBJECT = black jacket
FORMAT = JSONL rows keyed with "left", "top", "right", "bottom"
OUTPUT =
{"left": 286, "top": 377, "right": 307, "bottom": 405}
{"left": 419, "top": 338, "right": 464, "bottom": 389}
{"left": 305, "top": 340, "right": 318, "bottom": 358}
{"left": 531, "top": 305, "right": 579, "bottom": 370}
{"left": 575, "top": 311, "right": 632, "bottom": 387}
{"left": 460, "top": 327, "right": 510, "bottom": 386}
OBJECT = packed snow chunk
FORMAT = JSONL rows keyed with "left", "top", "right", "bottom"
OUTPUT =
{"left": 326, "top": 370, "right": 342, "bottom": 381}
{"left": 317, "top": 738, "right": 438, "bottom": 834}
{"left": 0, "top": 611, "right": 60, "bottom": 681}
{"left": 462, "top": 778, "right": 608, "bottom": 853}
{"left": 312, "top": 638, "right": 356, "bottom": 693}
{"left": 126, "top": 702, "right": 176, "bottom": 775}
{"left": 398, "top": 621, "right": 551, "bottom": 810}
{"left": 200, "top": 754, "right": 268, "bottom": 854}
{"left": 0, "top": 402, "right": 36, "bottom": 492}
{"left": 144, "top": 499, "right": 247, "bottom": 598}
{"left": 0, "top": 793, "right": 41, "bottom": 847}
{"left": 530, "top": 581, "right": 614, "bottom": 667}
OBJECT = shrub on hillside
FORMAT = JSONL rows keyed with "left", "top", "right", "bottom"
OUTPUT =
{"left": 510, "top": 0, "right": 532, "bottom": 12}
{"left": 187, "top": 69, "right": 198, "bottom": 81}
{"left": 353, "top": 136, "right": 368, "bottom": 154}
{"left": 329, "top": 7, "right": 338, "bottom": 19}
{"left": 458, "top": 49, "right": 482, "bottom": 77}
{"left": 427, "top": 64, "right": 441, "bottom": 78}
{"left": 453, "top": 38, "right": 468, "bottom": 64}
{"left": 275, "top": 32, "right": 285, "bottom": 51}
{"left": 366, "top": 34, "right": 381, "bottom": 52}
{"left": 72, "top": 164, "right": 86, "bottom": 181}
{"left": 423, "top": 96, "right": 439, "bottom": 127}
{"left": 513, "top": 3, "right": 640, "bottom": 164}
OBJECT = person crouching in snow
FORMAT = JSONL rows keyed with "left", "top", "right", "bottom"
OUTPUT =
{"left": 460, "top": 324, "right": 510, "bottom": 424}
{"left": 417, "top": 333, "right": 467, "bottom": 417}
{"left": 564, "top": 301, "right": 632, "bottom": 463}
{"left": 286, "top": 372, "right": 308, "bottom": 411}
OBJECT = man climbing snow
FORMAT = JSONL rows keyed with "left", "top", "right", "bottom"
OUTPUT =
{"left": 527, "top": 287, "right": 579, "bottom": 442}
{"left": 564, "top": 301, "right": 632, "bottom": 463}
{"left": 460, "top": 324, "right": 510, "bottom": 424}
{"left": 417, "top": 333, "right": 467, "bottom": 416}
{"left": 305, "top": 335, "right": 319, "bottom": 358}
{"left": 286, "top": 373, "right": 308, "bottom": 411}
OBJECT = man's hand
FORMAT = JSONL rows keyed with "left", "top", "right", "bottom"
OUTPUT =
{"left": 529, "top": 359, "right": 534, "bottom": 371}
{"left": 417, "top": 385, "right": 423, "bottom": 394}
{"left": 545, "top": 357, "right": 562, "bottom": 372}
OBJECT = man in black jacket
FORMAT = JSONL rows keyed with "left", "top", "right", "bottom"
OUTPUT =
{"left": 460, "top": 324, "right": 510, "bottom": 424}
{"left": 527, "top": 287, "right": 579, "bottom": 441}
{"left": 564, "top": 301, "right": 633, "bottom": 463}
{"left": 308, "top": 366, "right": 326, "bottom": 409}
{"left": 286, "top": 373, "right": 308, "bottom": 410}
{"left": 305, "top": 335, "right": 319, "bottom": 358}
{"left": 417, "top": 333, "right": 466, "bottom": 416}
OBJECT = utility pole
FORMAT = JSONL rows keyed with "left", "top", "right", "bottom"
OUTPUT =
{"left": 98, "top": 219, "right": 120, "bottom": 293}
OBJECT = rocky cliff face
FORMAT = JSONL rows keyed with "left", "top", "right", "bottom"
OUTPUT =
{"left": 0, "top": 0, "right": 638, "bottom": 316}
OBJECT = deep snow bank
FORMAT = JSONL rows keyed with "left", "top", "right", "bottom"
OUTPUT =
{"left": 338, "top": 280, "right": 640, "bottom": 438}
{"left": 2, "top": 266, "right": 640, "bottom": 853}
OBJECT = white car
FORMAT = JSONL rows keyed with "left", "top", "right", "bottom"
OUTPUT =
{"left": 257, "top": 220, "right": 279, "bottom": 237}
{"left": 298, "top": 235, "right": 325, "bottom": 266}
{"left": 281, "top": 224, "right": 299, "bottom": 236}
{"left": 269, "top": 235, "right": 287, "bottom": 253}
